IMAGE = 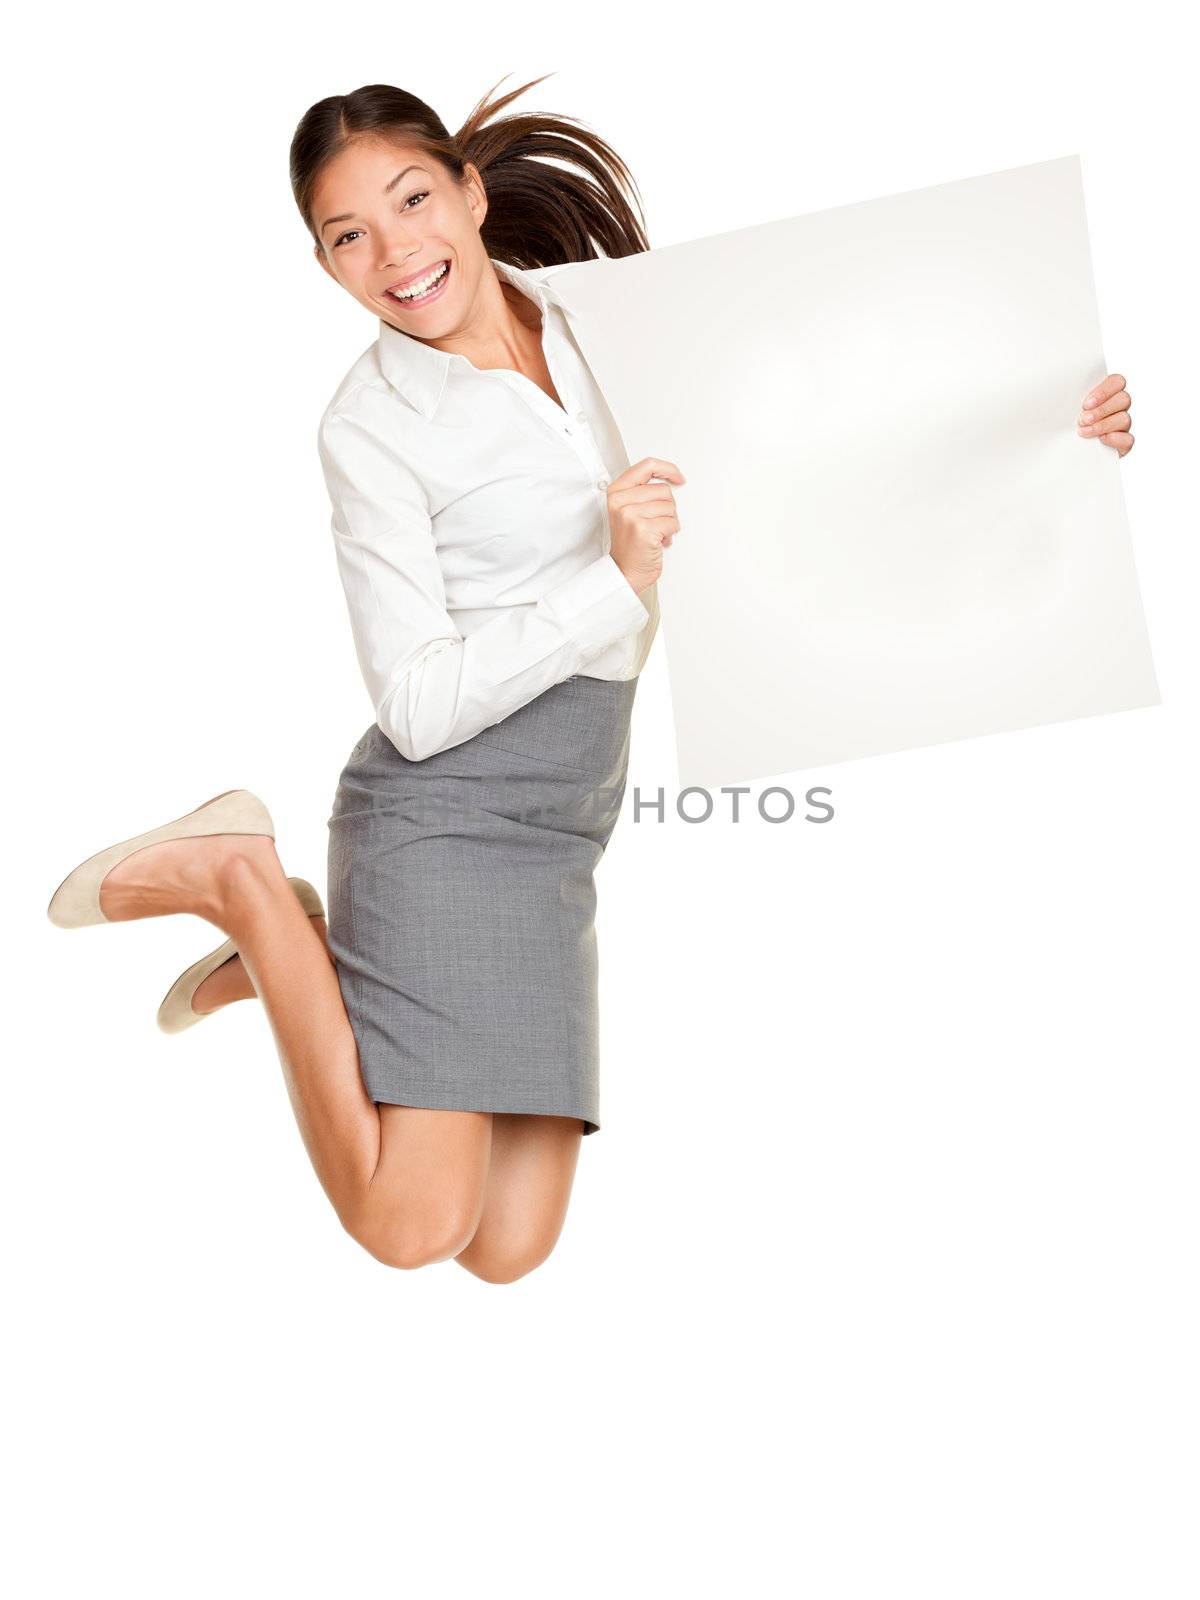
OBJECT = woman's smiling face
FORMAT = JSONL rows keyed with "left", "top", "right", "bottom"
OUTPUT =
{"left": 311, "top": 136, "right": 489, "bottom": 333}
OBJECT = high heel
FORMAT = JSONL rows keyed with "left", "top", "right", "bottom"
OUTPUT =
{"left": 155, "top": 876, "right": 326, "bottom": 1034}
{"left": 46, "top": 788, "right": 275, "bottom": 929}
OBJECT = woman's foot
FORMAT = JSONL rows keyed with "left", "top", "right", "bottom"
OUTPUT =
{"left": 98, "top": 831, "right": 282, "bottom": 924}
{"left": 192, "top": 914, "right": 330, "bottom": 1014}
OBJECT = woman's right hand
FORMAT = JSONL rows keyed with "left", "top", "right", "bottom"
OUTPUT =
{"left": 606, "top": 457, "right": 687, "bottom": 595}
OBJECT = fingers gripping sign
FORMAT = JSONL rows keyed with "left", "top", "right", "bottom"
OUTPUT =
{"left": 606, "top": 457, "right": 687, "bottom": 594}
{"left": 1078, "top": 373, "right": 1135, "bottom": 456}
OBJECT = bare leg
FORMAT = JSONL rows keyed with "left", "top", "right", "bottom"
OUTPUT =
{"left": 454, "top": 1114, "right": 583, "bottom": 1283}
{"left": 188, "top": 911, "right": 584, "bottom": 1280}
{"left": 192, "top": 912, "right": 331, "bottom": 1015}
{"left": 100, "top": 834, "right": 490, "bottom": 1268}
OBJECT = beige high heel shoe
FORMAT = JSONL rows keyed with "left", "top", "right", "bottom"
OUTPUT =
{"left": 46, "top": 788, "right": 275, "bottom": 929}
{"left": 156, "top": 875, "right": 327, "bottom": 1034}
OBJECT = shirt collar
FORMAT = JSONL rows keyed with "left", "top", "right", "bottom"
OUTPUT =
{"left": 377, "top": 256, "right": 570, "bottom": 421}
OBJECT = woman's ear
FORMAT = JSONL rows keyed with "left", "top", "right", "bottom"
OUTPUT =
{"left": 463, "top": 162, "right": 488, "bottom": 230}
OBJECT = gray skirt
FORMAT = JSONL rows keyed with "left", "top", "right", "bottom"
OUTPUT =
{"left": 326, "top": 673, "right": 638, "bottom": 1136}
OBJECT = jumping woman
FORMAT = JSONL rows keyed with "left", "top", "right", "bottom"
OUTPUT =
{"left": 47, "top": 76, "right": 687, "bottom": 1283}
{"left": 46, "top": 77, "right": 1136, "bottom": 1283}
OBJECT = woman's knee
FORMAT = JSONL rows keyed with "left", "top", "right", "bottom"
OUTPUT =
{"left": 346, "top": 1198, "right": 479, "bottom": 1271}
{"left": 457, "top": 1231, "right": 560, "bottom": 1285}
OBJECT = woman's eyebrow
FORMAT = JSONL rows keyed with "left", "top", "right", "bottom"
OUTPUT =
{"left": 320, "top": 166, "right": 431, "bottom": 234}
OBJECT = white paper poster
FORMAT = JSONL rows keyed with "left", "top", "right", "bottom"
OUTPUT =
{"left": 546, "top": 156, "right": 1159, "bottom": 788}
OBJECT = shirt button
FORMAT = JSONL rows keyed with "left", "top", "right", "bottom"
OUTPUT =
{"left": 596, "top": 476, "right": 609, "bottom": 491}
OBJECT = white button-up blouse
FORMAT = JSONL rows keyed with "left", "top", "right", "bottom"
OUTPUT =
{"left": 317, "top": 256, "right": 660, "bottom": 762}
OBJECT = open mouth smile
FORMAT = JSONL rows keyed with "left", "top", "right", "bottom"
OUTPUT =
{"left": 385, "top": 260, "right": 451, "bottom": 307}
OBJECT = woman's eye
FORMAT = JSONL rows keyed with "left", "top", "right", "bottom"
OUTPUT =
{"left": 333, "top": 194, "right": 427, "bottom": 247}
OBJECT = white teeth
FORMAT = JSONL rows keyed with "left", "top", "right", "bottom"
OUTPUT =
{"left": 389, "top": 262, "right": 448, "bottom": 301}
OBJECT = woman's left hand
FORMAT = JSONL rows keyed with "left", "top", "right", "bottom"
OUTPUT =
{"left": 1078, "top": 374, "right": 1135, "bottom": 457}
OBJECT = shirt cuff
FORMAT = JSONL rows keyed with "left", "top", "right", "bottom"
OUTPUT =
{"left": 540, "top": 553, "right": 650, "bottom": 655}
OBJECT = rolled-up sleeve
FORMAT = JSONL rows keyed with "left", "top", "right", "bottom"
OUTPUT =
{"left": 318, "top": 398, "right": 649, "bottom": 762}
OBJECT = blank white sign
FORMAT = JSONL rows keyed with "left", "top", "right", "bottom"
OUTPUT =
{"left": 546, "top": 155, "right": 1159, "bottom": 788}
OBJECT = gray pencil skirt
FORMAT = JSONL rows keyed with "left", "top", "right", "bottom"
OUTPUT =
{"left": 326, "top": 673, "right": 639, "bottom": 1136}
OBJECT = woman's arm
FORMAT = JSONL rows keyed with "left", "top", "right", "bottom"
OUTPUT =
{"left": 318, "top": 398, "right": 650, "bottom": 762}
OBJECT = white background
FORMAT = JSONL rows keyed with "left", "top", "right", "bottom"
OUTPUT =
{"left": 5, "top": 4, "right": 1196, "bottom": 1595}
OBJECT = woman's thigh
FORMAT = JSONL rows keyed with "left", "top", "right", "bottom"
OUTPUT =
{"left": 357, "top": 1105, "right": 493, "bottom": 1264}
{"left": 454, "top": 1114, "right": 584, "bottom": 1282}
{"left": 361, "top": 1106, "right": 582, "bottom": 1271}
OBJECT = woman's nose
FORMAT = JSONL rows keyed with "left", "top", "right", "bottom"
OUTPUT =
{"left": 374, "top": 226, "right": 420, "bottom": 272}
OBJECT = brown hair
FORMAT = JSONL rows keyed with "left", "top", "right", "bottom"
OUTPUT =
{"left": 289, "top": 73, "right": 649, "bottom": 269}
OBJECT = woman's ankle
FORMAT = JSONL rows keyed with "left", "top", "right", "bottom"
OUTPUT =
{"left": 207, "top": 838, "right": 292, "bottom": 932}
